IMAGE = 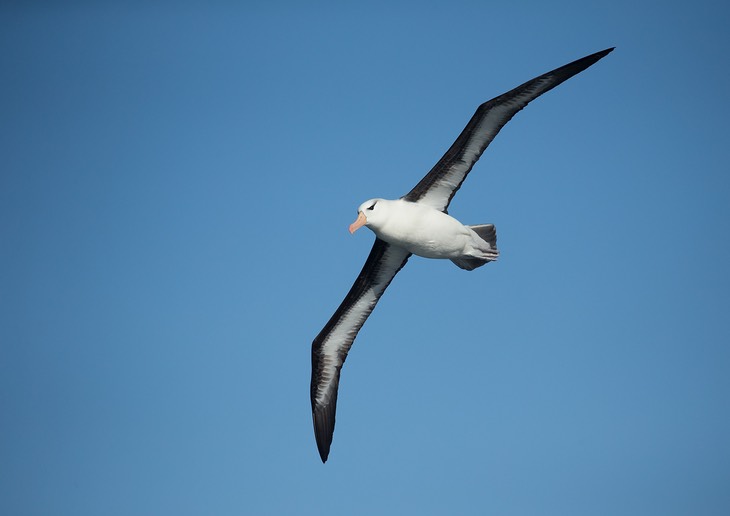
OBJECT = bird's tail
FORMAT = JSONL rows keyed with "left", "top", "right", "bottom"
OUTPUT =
{"left": 450, "top": 224, "right": 498, "bottom": 271}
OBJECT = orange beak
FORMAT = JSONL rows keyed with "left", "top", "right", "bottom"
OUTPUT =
{"left": 348, "top": 212, "right": 367, "bottom": 234}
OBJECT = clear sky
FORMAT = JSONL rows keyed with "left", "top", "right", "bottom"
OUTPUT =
{"left": 2, "top": 2, "right": 729, "bottom": 515}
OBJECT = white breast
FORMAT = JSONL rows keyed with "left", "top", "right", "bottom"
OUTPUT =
{"left": 369, "top": 200, "right": 473, "bottom": 259}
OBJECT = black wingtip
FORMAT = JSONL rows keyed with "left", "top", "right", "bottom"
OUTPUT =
{"left": 587, "top": 47, "right": 615, "bottom": 66}
{"left": 313, "top": 404, "right": 335, "bottom": 463}
{"left": 560, "top": 47, "right": 615, "bottom": 77}
{"left": 593, "top": 47, "right": 615, "bottom": 60}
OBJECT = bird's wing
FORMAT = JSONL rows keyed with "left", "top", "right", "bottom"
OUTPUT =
{"left": 310, "top": 238, "right": 411, "bottom": 462}
{"left": 402, "top": 47, "right": 614, "bottom": 212}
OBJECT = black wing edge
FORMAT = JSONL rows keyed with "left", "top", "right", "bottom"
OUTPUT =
{"left": 311, "top": 387, "right": 338, "bottom": 463}
{"left": 403, "top": 47, "right": 615, "bottom": 210}
{"left": 311, "top": 238, "right": 410, "bottom": 462}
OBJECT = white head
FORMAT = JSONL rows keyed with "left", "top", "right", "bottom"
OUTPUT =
{"left": 348, "top": 198, "right": 389, "bottom": 234}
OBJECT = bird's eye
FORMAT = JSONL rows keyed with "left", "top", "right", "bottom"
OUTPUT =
{"left": 367, "top": 202, "right": 377, "bottom": 211}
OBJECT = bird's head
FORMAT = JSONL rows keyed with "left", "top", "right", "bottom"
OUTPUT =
{"left": 349, "top": 198, "right": 387, "bottom": 234}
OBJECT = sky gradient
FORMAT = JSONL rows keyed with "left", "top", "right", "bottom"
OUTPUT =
{"left": 2, "top": 2, "right": 729, "bottom": 515}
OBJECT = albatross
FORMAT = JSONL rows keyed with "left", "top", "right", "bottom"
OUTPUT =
{"left": 310, "top": 47, "right": 614, "bottom": 462}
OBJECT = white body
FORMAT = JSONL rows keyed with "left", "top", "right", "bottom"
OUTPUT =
{"left": 358, "top": 199, "right": 494, "bottom": 260}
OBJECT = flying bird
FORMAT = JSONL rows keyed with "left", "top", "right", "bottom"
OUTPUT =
{"left": 310, "top": 47, "right": 614, "bottom": 462}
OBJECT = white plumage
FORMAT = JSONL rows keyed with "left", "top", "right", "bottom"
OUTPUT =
{"left": 353, "top": 198, "right": 498, "bottom": 262}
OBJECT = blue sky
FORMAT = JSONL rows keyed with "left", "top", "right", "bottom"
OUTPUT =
{"left": 2, "top": 2, "right": 729, "bottom": 515}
